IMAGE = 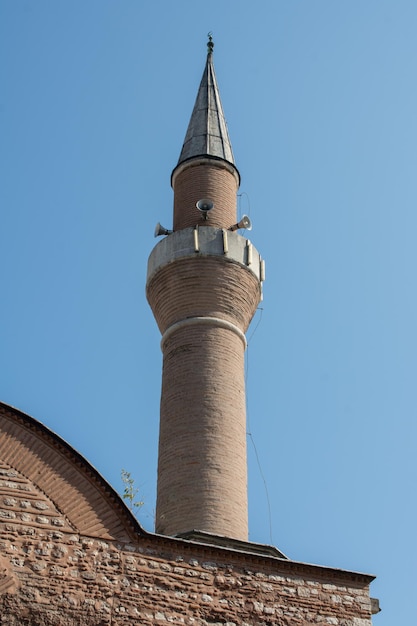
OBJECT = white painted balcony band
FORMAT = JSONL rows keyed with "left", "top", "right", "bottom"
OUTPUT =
{"left": 147, "top": 226, "right": 264, "bottom": 283}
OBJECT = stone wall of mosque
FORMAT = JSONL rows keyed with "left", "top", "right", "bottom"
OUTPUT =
{"left": 0, "top": 520, "right": 373, "bottom": 626}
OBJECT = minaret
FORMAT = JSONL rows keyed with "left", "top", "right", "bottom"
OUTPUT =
{"left": 146, "top": 37, "right": 264, "bottom": 541}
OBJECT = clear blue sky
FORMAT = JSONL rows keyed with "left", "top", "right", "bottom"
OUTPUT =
{"left": 1, "top": 2, "right": 416, "bottom": 624}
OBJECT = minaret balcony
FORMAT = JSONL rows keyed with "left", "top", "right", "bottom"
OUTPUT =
{"left": 146, "top": 226, "right": 264, "bottom": 337}
{"left": 147, "top": 226, "right": 264, "bottom": 284}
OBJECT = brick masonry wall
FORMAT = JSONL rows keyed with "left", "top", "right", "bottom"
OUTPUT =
{"left": 0, "top": 407, "right": 133, "bottom": 543}
{"left": 147, "top": 255, "right": 262, "bottom": 540}
{"left": 172, "top": 160, "right": 239, "bottom": 231}
{"left": 156, "top": 323, "right": 248, "bottom": 538}
{"left": 147, "top": 256, "right": 261, "bottom": 336}
{"left": 0, "top": 518, "right": 374, "bottom": 626}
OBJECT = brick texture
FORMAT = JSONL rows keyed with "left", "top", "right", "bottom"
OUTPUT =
{"left": 0, "top": 404, "right": 137, "bottom": 543}
{"left": 148, "top": 143, "right": 261, "bottom": 540}
{"left": 0, "top": 535, "right": 375, "bottom": 626}
{"left": 156, "top": 323, "right": 248, "bottom": 538}
{"left": 147, "top": 254, "right": 261, "bottom": 540}
{"left": 147, "top": 256, "right": 261, "bottom": 336}
{"left": 172, "top": 159, "right": 239, "bottom": 231}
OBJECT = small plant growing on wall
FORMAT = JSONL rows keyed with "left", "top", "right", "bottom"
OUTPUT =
{"left": 120, "top": 469, "right": 144, "bottom": 514}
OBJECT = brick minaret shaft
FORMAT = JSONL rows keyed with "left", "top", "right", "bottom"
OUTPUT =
{"left": 147, "top": 39, "right": 264, "bottom": 541}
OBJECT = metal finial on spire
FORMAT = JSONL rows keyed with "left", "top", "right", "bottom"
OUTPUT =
{"left": 207, "top": 32, "right": 214, "bottom": 55}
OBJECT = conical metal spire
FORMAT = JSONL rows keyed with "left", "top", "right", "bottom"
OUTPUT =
{"left": 177, "top": 36, "right": 235, "bottom": 168}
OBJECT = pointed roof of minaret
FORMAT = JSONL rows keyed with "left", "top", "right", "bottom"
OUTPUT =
{"left": 176, "top": 35, "right": 237, "bottom": 171}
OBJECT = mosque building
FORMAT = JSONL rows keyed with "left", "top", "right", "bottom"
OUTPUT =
{"left": 0, "top": 38, "right": 378, "bottom": 625}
